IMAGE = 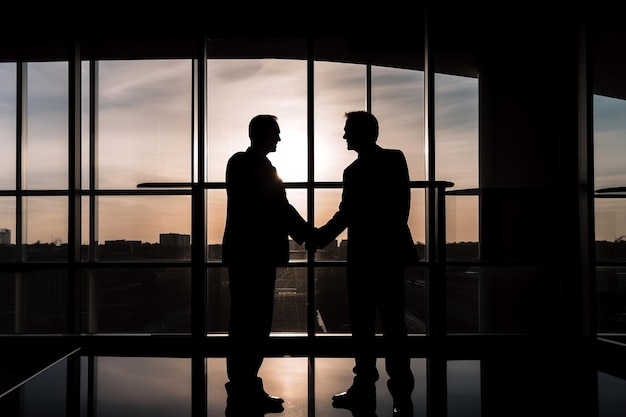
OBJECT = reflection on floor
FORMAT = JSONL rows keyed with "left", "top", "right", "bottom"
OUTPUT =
{"left": 1, "top": 353, "right": 625, "bottom": 417}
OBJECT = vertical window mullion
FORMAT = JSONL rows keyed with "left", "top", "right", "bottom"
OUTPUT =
{"left": 306, "top": 38, "right": 316, "bottom": 340}
{"left": 89, "top": 59, "right": 98, "bottom": 262}
{"left": 366, "top": 63, "right": 372, "bottom": 112}
{"left": 191, "top": 37, "right": 208, "bottom": 339}
{"left": 68, "top": 40, "right": 81, "bottom": 262}
{"left": 16, "top": 62, "right": 25, "bottom": 261}
{"left": 68, "top": 39, "right": 82, "bottom": 334}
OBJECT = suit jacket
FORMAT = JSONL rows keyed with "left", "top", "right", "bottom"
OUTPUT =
{"left": 222, "top": 147, "right": 309, "bottom": 266}
{"left": 318, "top": 145, "right": 419, "bottom": 266}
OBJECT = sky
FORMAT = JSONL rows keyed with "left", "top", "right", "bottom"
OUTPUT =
{"left": 3, "top": 56, "right": 622, "bottom": 245}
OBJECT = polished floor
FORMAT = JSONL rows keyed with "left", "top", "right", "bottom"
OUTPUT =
{"left": 1, "top": 352, "right": 625, "bottom": 417}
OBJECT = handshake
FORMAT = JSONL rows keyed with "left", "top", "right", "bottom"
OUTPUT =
{"left": 303, "top": 227, "right": 332, "bottom": 253}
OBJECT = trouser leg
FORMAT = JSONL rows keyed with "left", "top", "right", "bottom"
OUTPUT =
{"left": 226, "top": 265, "right": 276, "bottom": 385}
{"left": 377, "top": 267, "right": 415, "bottom": 400}
{"left": 347, "top": 269, "right": 379, "bottom": 388}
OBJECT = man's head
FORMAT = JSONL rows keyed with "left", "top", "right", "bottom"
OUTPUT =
{"left": 249, "top": 114, "right": 281, "bottom": 154}
{"left": 343, "top": 111, "right": 378, "bottom": 152}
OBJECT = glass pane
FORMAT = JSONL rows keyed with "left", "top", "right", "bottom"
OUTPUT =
{"left": 314, "top": 189, "right": 346, "bottom": 261}
{"left": 451, "top": 266, "right": 559, "bottom": 334}
{"left": 435, "top": 73, "right": 479, "bottom": 250}
{"left": 315, "top": 189, "right": 423, "bottom": 262}
{"left": 372, "top": 65, "right": 425, "bottom": 181}
{"left": 0, "top": 272, "right": 15, "bottom": 333}
{"left": 0, "top": 197, "right": 16, "bottom": 261}
{"left": 207, "top": 58, "right": 308, "bottom": 182}
{"left": 24, "top": 196, "right": 67, "bottom": 261}
{"left": 435, "top": 73, "right": 478, "bottom": 190}
{"left": 25, "top": 62, "right": 68, "bottom": 190}
{"left": 207, "top": 189, "right": 226, "bottom": 262}
{"left": 207, "top": 267, "right": 229, "bottom": 333}
{"left": 96, "top": 60, "right": 192, "bottom": 189}
{"left": 596, "top": 266, "right": 626, "bottom": 333}
{"left": 594, "top": 94, "right": 626, "bottom": 263}
{"left": 82, "top": 267, "right": 191, "bottom": 334}
{"left": 595, "top": 198, "right": 626, "bottom": 261}
{"left": 314, "top": 61, "right": 365, "bottom": 181}
{"left": 410, "top": 188, "right": 426, "bottom": 253}
{"left": 446, "top": 266, "right": 480, "bottom": 333}
{"left": 598, "top": 371, "right": 626, "bottom": 417}
{"left": 272, "top": 266, "right": 307, "bottom": 333}
{"left": 286, "top": 189, "right": 308, "bottom": 262}
{"left": 315, "top": 266, "right": 349, "bottom": 333}
{"left": 0, "top": 63, "right": 16, "bottom": 189}
{"left": 21, "top": 356, "right": 68, "bottom": 417}
{"left": 207, "top": 189, "right": 307, "bottom": 263}
{"left": 207, "top": 266, "right": 308, "bottom": 334}
{"left": 446, "top": 195, "right": 479, "bottom": 259}
{"left": 10, "top": 269, "right": 67, "bottom": 334}
{"left": 93, "top": 357, "right": 191, "bottom": 416}
{"left": 447, "top": 360, "right": 482, "bottom": 417}
{"left": 96, "top": 196, "right": 190, "bottom": 261}
{"left": 406, "top": 266, "right": 427, "bottom": 334}
{"left": 81, "top": 61, "right": 90, "bottom": 189}
{"left": 594, "top": 95, "right": 626, "bottom": 190}
{"left": 80, "top": 195, "right": 89, "bottom": 261}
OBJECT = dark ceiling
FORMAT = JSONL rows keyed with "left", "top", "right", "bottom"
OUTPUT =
{"left": 0, "top": 3, "right": 624, "bottom": 99}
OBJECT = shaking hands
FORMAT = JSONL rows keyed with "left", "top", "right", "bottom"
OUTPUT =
{"left": 304, "top": 226, "right": 335, "bottom": 253}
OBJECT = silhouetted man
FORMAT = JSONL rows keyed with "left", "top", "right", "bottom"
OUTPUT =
{"left": 222, "top": 114, "right": 311, "bottom": 414}
{"left": 313, "top": 111, "right": 419, "bottom": 417}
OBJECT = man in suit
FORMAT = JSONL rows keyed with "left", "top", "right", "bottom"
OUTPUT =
{"left": 222, "top": 114, "right": 311, "bottom": 414}
{"left": 312, "top": 111, "right": 419, "bottom": 417}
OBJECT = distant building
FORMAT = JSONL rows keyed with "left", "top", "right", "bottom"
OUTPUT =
{"left": 160, "top": 233, "right": 191, "bottom": 259}
{"left": 160, "top": 233, "right": 190, "bottom": 247}
{"left": 0, "top": 228, "right": 10, "bottom": 245}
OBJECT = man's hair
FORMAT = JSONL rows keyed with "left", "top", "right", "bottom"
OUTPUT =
{"left": 345, "top": 111, "right": 379, "bottom": 142}
{"left": 249, "top": 114, "right": 278, "bottom": 140}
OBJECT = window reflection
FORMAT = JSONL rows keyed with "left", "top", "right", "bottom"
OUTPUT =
{"left": 447, "top": 360, "right": 482, "bottom": 417}
{"left": 93, "top": 356, "right": 191, "bottom": 416}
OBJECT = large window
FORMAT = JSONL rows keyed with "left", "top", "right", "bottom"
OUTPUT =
{"left": 0, "top": 38, "right": 480, "bottom": 337}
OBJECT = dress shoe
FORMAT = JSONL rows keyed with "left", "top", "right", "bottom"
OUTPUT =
{"left": 226, "top": 392, "right": 284, "bottom": 414}
{"left": 225, "top": 380, "right": 284, "bottom": 414}
{"left": 392, "top": 399, "right": 414, "bottom": 417}
{"left": 332, "top": 386, "right": 376, "bottom": 411}
{"left": 259, "top": 392, "right": 285, "bottom": 413}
